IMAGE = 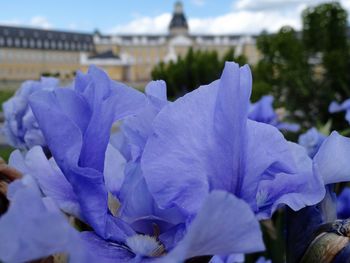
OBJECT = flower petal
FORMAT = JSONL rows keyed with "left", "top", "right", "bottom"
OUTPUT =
{"left": 80, "top": 232, "right": 134, "bottom": 262}
{"left": 243, "top": 120, "right": 297, "bottom": 213}
{"left": 145, "top": 80, "right": 168, "bottom": 110}
{"left": 0, "top": 176, "right": 93, "bottom": 262}
{"left": 167, "top": 191, "right": 264, "bottom": 261}
{"left": 256, "top": 140, "right": 325, "bottom": 219}
{"left": 142, "top": 80, "right": 217, "bottom": 214}
{"left": 329, "top": 99, "right": 350, "bottom": 113}
{"left": 118, "top": 163, "right": 185, "bottom": 235}
{"left": 29, "top": 67, "right": 138, "bottom": 241}
{"left": 104, "top": 144, "right": 126, "bottom": 196}
{"left": 9, "top": 147, "right": 82, "bottom": 218}
{"left": 143, "top": 63, "right": 252, "bottom": 213}
{"left": 313, "top": 131, "right": 350, "bottom": 185}
{"left": 248, "top": 95, "right": 276, "bottom": 124}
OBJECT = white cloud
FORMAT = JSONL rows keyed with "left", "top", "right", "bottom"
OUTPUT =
{"left": 106, "top": 0, "right": 350, "bottom": 35}
{"left": 68, "top": 23, "right": 78, "bottom": 30}
{"left": 342, "top": 0, "right": 350, "bottom": 12}
{"left": 234, "top": 0, "right": 324, "bottom": 11}
{"left": 0, "top": 16, "right": 53, "bottom": 29}
{"left": 109, "top": 13, "right": 171, "bottom": 34}
{"left": 189, "top": 11, "right": 300, "bottom": 34}
{"left": 107, "top": 10, "right": 300, "bottom": 35}
{"left": 191, "top": 0, "right": 205, "bottom": 7}
{"left": 29, "top": 16, "right": 52, "bottom": 29}
{"left": 0, "top": 19, "right": 22, "bottom": 26}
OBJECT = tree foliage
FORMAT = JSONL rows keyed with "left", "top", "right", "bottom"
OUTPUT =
{"left": 151, "top": 48, "right": 246, "bottom": 98}
{"left": 254, "top": 2, "right": 350, "bottom": 129}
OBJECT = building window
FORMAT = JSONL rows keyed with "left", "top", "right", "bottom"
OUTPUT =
{"left": 51, "top": 41, "right": 56, "bottom": 49}
{"left": 44, "top": 40, "right": 49, "bottom": 49}
{"left": 30, "top": 39, "right": 35, "bottom": 48}
{"left": 0, "top": 37, "right": 4, "bottom": 45}
{"left": 23, "top": 39, "right": 28, "bottom": 47}
{"left": 7, "top": 38, "right": 13, "bottom": 46}
{"left": 15, "top": 38, "right": 20, "bottom": 47}
{"left": 37, "top": 40, "right": 42, "bottom": 48}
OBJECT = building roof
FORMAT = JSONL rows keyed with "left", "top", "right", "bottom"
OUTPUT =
{"left": 169, "top": 1, "right": 188, "bottom": 30}
{"left": 0, "top": 25, "right": 94, "bottom": 52}
{"left": 88, "top": 50, "right": 120, "bottom": 59}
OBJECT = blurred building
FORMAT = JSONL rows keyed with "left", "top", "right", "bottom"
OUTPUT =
{"left": 91, "top": 1, "right": 260, "bottom": 84}
{"left": 0, "top": 1, "right": 260, "bottom": 85}
{"left": 0, "top": 26, "right": 93, "bottom": 82}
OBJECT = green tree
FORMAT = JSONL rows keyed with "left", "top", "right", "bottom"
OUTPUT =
{"left": 151, "top": 48, "right": 247, "bottom": 99}
{"left": 303, "top": 2, "right": 350, "bottom": 129}
{"left": 254, "top": 2, "right": 350, "bottom": 129}
{"left": 254, "top": 27, "right": 316, "bottom": 126}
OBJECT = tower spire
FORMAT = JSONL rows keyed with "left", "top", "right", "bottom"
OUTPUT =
{"left": 168, "top": 1, "right": 189, "bottom": 36}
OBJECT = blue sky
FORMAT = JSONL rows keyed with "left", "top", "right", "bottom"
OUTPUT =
{"left": 1, "top": 0, "right": 349, "bottom": 34}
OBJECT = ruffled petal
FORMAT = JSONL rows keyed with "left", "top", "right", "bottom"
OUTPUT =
{"left": 9, "top": 147, "right": 82, "bottom": 218}
{"left": 298, "top": 128, "right": 326, "bottom": 158}
{"left": 256, "top": 141, "right": 325, "bottom": 219}
{"left": 118, "top": 163, "right": 185, "bottom": 235}
{"left": 248, "top": 95, "right": 276, "bottom": 124}
{"left": 145, "top": 80, "right": 168, "bottom": 110}
{"left": 166, "top": 191, "right": 264, "bottom": 261}
{"left": 313, "top": 131, "right": 350, "bottom": 185}
{"left": 121, "top": 81, "right": 168, "bottom": 162}
{"left": 0, "top": 176, "right": 92, "bottom": 262}
{"left": 142, "top": 80, "right": 218, "bottom": 214}
{"left": 80, "top": 232, "right": 134, "bottom": 262}
{"left": 29, "top": 66, "right": 138, "bottom": 241}
{"left": 243, "top": 120, "right": 296, "bottom": 213}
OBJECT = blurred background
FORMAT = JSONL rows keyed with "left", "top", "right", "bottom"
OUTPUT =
{"left": 0, "top": 0, "right": 350, "bottom": 152}
{"left": 1, "top": 2, "right": 350, "bottom": 262}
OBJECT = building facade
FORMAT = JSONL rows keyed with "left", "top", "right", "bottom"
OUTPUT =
{"left": 0, "top": 26, "right": 93, "bottom": 82}
{"left": 0, "top": 1, "right": 260, "bottom": 86}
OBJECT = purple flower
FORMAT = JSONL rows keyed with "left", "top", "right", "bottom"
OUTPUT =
{"left": 141, "top": 62, "right": 324, "bottom": 219}
{"left": 329, "top": 99, "right": 350, "bottom": 124}
{"left": 2, "top": 78, "right": 61, "bottom": 149}
{"left": 2, "top": 149, "right": 264, "bottom": 262}
{"left": 0, "top": 173, "right": 96, "bottom": 262}
{"left": 248, "top": 95, "right": 299, "bottom": 132}
{"left": 0, "top": 65, "right": 264, "bottom": 262}
{"left": 287, "top": 131, "right": 350, "bottom": 262}
{"left": 298, "top": 128, "right": 326, "bottom": 158}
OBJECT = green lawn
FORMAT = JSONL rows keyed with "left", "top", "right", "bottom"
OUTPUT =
{"left": 0, "top": 90, "right": 15, "bottom": 111}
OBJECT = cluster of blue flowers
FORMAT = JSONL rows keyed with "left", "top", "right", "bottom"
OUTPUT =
{"left": 1, "top": 62, "right": 350, "bottom": 262}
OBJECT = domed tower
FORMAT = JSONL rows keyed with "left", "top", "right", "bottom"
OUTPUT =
{"left": 168, "top": 1, "right": 189, "bottom": 36}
